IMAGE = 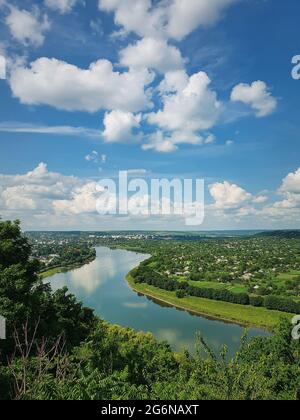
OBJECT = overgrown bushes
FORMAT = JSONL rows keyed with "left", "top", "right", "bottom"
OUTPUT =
{"left": 175, "top": 290, "right": 187, "bottom": 299}
{"left": 249, "top": 296, "right": 264, "bottom": 307}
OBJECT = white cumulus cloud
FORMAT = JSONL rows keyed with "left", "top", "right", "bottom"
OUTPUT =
{"left": 261, "top": 168, "right": 300, "bottom": 219}
{"left": 98, "top": 0, "right": 165, "bottom": 39}
{"left": 120, "top": 37, "right": 185, "bottom": 73}
{"left": 1, "top": 164, "right": 299, "bottom": 229}
{"left": 280, "top": 167, "right": 300, "bottom": 194}
{"left": 103, "top": 110, "right": 142, "bottom": 143}
{"left": 99, "top": 0, "right": 237, "bottom": 41}
{"left": 209, "top": 181, "right": 252, "bottom": 209}
{"left": 149, "top": 71, "right": 221, "bottom": 132}
{"left": 5, "top": 6, "right": 50, "bottom": 47}
{"left": 146, "top": 71, "right": 221, "bottom": 151}
{"left": 9, "top": 58, "right": 154, "bottom": 113}
{"left": 166, "top": 0, "right": 237, "bottom": 40}
{"left": 231, "top": 81, "right": 277, "bottom": 117}
{"left": 53, "top": 182, "right": 106, "bottom": 215}
{"left": 142, "top": 131, "right": 179, "bottom": 153}
{"left": 0, "top": 163, "right": 77, "bottom": 212}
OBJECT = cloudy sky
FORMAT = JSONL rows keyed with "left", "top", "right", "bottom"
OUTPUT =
{"left": 0, "top": 0, "right": 299, "bottom": 231}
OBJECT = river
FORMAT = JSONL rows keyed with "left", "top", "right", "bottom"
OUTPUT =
{"left": 49, "top": 246, "right": 268, "bottom": 355}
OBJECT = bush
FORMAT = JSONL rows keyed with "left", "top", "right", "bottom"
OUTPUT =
{"left": 249, "top": 296, "right": 264, "bottom": 307}
{"left": 177, "top": 281, "right": 189, "bottom": 290}
{"left": 176, "top": 290, "right": 187, "bottom": 299}
{"left": 264, "top": 295, "right": 300, "bottom": 314}
{"left": 190, "top": 273, "right": 203, "bottom": 281}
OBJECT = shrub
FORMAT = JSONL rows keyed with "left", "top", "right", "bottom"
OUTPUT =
{"left": 249, "top": 296, "right": 264, "bottom": 307}
{"left": 264, "top": 295, "right": 300, "bottom": 314}
{"left": 176, "top": 290, "right": 187, "bottom": 299}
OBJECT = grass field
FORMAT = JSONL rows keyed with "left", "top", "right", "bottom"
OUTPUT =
{"left": 39, "top": 267, "right": 68, "bottom": 279}
{"left": 126, "top": 273, "right": 293, "bottom": 331}
{"left": 276, "top": 270, "right": 300, "bottom": 282}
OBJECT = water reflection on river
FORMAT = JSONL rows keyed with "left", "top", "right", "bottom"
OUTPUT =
{"left": 49, "top": 247, "right": 268, "bottom": 355}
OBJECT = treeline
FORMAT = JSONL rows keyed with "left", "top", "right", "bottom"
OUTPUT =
{"left": 256, "top": 230, "right": 300, "bottom": 239}
{"left": 133, "top": 265, "right": 300, "bottom": 314}
{"left": 50, "top": 246, "right": 96, "bottom": 268}
{"left": 264, "top": 295, "right": 300, "bottom": 314}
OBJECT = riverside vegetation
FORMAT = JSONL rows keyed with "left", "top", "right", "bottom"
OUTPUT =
{"left": 95, "top": 234, "right": 300, "bottom": 329}
{"left": 28, "top": 232, "right": 96, "bottom": 279}
{"left": 26, "top": 231, "right": 300, "bottom": 329}
{"left": 0, "top": 220, "right": 300, "bottom": 400}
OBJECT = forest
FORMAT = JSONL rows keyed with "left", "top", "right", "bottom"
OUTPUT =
{"left": 0, "top": 220, "right": 300, "bottom": 400}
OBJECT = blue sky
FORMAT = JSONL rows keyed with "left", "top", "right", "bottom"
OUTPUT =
{"left": 0, "top": 0, "right": 299, "bottom": 230}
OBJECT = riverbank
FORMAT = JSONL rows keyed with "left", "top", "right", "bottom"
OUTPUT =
{"left": 39, "top": 255, "right": 96, "bottom": 279}
{"left": 40, "top": 266, "right": 68, "bottom": 279}
{"left": 126, "top": 272, "right": 292, "bottom": 331}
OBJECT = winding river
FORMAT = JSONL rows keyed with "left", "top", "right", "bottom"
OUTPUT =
{"left": 49, "top": 246, "right": 268, "bottom": 355}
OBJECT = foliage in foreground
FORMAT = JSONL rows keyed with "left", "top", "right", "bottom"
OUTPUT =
{"left": 1, "top": 320, "right": 300, "bottom": 400}
{"left": 0, "top": 219, "right": 299, "bottom": 400}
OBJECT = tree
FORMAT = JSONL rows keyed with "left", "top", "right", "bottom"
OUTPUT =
{"left": 176, "top": 290, "right": 186, "bottom": 299}
{"left": 0, "top": 219, "right": 95, "bottom": 359}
